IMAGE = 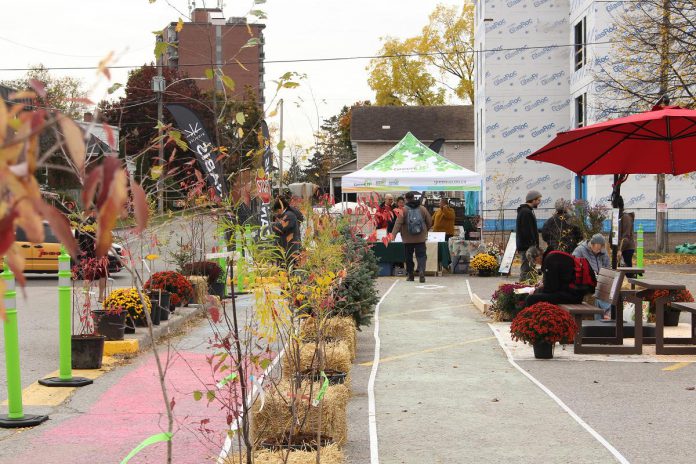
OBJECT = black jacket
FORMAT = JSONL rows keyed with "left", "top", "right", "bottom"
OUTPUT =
{"left": 516, "top": 204, "right": 539, "bottom": 251}
{"left": 541, "top": 213, "right": 582, "bottom": 253}
{"left": 272, "top": 209, "right": 301, "bottom": 257}
{"left": 540, "top": 252, "right": 584, "bottom": 300}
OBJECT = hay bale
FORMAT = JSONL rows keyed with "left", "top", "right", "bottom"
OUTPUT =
{"left": 300, "top": 317, "right": 356, "bottom": 360}
{"left": 252, "top": 379, "right": 349, "bottom": 446}
{"left": 224, "top": 444, "right": 344, "bottom": 464}
{"left": 187, "top": 276, "right": 208, "bottom": 304}
{"left": 283, "top": 340, "right": 352, "bottom": 375}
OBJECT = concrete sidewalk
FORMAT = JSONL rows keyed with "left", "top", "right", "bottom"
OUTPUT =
{"left": 346, "top": 275, "right": 616, "bottom": 463}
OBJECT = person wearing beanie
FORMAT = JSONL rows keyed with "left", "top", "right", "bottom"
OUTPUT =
{"left": 516, "top": 190, "right": 542, "bottom": 280}
{"left": 541, "top": 198, "right": 582, "bottom": 253}
{"left": 573, "top": 233, "right": 611, "bottom": 319}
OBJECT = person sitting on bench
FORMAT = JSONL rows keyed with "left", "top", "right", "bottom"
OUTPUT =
{"left": 524, "top": 246, "right": 586, "bottom": 307}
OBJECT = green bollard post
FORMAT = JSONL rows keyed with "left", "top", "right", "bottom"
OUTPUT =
{"left": 0, "top": 261, "right": 48, "bottom": 428}
{"left": 39, "top": 247, "right": 93, "bottom": 387}
{"left": 636, "top": 224, "right": 644, "bottom": 276}
{"left": 235, "top": 230, "right": 246, "bottom": 295}
{"left": 217, "top": 231, "right": 228, "bottom": 299}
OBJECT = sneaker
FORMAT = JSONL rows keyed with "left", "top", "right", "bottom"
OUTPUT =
{"left": 406, "top": 274, "right": 414, "bottom": 282}
{"left": 419, "top": 274, "right": 426, "bottom": 283}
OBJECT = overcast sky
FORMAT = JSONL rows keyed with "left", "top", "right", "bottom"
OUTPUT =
{"left": 1, "top": 0, "right": 463, "bottom": 155}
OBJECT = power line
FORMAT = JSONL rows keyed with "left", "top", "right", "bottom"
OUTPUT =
{"left": 0, "top": 40, "right": 619, "bottom": 72}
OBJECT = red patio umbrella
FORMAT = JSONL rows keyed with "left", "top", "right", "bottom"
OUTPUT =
{"left": 527, "top": 104, "right": 696, "bottom": 268}
{"left": 527, "top": 105, "right": 696, "bottom": 175}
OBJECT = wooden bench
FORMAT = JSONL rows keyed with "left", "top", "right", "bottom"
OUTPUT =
{"left": 656, "top": 301, "right": 696, "bottom": 355}
{"left": 560, "top": 268, "right": 643, "bottom": 354}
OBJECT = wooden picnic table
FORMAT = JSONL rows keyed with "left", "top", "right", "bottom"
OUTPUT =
{"left": 617, "top": 267, "right": 645, "bottom": 289}
{"left": 627, "top": 278, "right": 695, "bottom": 354}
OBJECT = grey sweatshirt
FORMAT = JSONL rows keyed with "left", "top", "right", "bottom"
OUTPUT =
{"left": 572, "top": 240, "right": 610, "bottom": 275}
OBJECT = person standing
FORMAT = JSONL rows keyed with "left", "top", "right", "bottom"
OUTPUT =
{"left": 272, "top": 197, "right": 302, "bottom": 266}
{"left": 392, "top": 191, "right": 433, "bottom": 282}
{"left": 516, "top": 190, "right": 542, "bottom": 281}
{"left": 617, "top": 197, "right": 636, "bottom": 268}
{"left": 432, "top": 197, "right": 456, "bottom": 242}
{"left": 377, "top": 194, "right": 395, "bottom": 229}
{"left": 541, "top": 199, "right": 583, "bottom": 253}
{"left": 387, "top": 196, "right": 405, "bottom": 235}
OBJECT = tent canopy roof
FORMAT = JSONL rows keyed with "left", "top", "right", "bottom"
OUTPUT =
{"left": 341, "top": 132, "right": 481, "bottom": 192}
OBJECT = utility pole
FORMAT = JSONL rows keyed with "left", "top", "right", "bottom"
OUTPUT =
{"left": 656, "top": 0, "right": 671, "bottom": 252}
{"left": 153, "top": 65, "right": 165, "bottom": 215}
{"left": 279, "top": 98, "right": 284, "bottom": 191}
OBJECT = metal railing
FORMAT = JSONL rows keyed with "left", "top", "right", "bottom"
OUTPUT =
{"left": 481, "top": 207, "right": 696, "bottom": 233}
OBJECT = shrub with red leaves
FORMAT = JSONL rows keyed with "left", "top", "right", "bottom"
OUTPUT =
{"left": 510, "top": 302, "right": 577, "bottom": 345}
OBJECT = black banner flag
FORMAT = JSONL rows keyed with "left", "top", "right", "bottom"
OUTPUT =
{"left": 166, "top": 104, "right": 228, "bottom": 200}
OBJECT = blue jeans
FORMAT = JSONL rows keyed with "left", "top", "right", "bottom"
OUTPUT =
{"left": 595, "top": 299, "right": 611, "bottom": 320}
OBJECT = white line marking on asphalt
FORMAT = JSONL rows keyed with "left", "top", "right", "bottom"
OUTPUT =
{"left": 369, "top": 279, "right": 399, "bottom": 464}
{"left": 415, "top": 284, "right": 445, "bottom": 290}
{"left": 217, "top": 346, "right": 286, "bottom": 463}
{"left": 488, "top": 324, "right": 631, "bottom": 464}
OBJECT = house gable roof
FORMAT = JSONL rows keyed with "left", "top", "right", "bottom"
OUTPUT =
{"left": 350, "top": 105, "right": 474, "bottom": 142}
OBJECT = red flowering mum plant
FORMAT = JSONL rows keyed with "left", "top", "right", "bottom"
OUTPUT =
{"left": 645, "top": 289, "right": 694, "bottom": 321}
{"left": 489, "top": 283, "right": 530, "bottom": 321}
{"left": 144, "top": 271, "right": 194, "bottom": 308}
{"left": 510, "top": 302, "right": 577, "bottom": 345}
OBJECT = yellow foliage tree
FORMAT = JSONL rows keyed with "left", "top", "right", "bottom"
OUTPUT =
{"left": 366, "top": 2, "right": 475, "bottom": 105}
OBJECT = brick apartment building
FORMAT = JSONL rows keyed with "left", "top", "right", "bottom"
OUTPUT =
{"left": 160, "top": 7, "right": 265, "bottom": 104}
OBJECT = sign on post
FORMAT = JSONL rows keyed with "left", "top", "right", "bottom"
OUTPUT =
{"left": 611, "top": 208, "right": 620, "bottom": 246}
{"left": 498, "top": 232, "right": 517, "bottom": 275}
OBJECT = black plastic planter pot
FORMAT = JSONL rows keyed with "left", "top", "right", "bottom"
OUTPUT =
{"left": 259, "top": 433, "right": 334, "bottom": 452}
{"left": 664, "top": 309, "right": 681, "bottom": 327}
{"left": 299, "top": 369, "right": 347, "bottom": 385}
{"left": 147, "top": 291, "right": 170, "bottom": 321}
{"left": 209, "top": 282, "right": 225, "bottom": 299}
{"left": 71, "top": 335, "right": 106, "bottom": 369}
{"left": 533, "top": 341, "right": 554, "bottom": 359}
{"left": 92, "top": 310, "right": 127, "bottom": 341}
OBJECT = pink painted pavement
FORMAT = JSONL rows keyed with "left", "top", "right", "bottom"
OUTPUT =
{"left": 6, "top": 352, "right": 250, "bottom": 464}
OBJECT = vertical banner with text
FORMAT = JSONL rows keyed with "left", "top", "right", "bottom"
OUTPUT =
{"left": 166, "top": 104, "right": 228, "bottom": 200}
{"left": 257, "top": 120, "right": 274, "bottom": 237}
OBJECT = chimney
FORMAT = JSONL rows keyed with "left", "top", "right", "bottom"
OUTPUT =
{"left": 84, "top": 112, "right": 93, "bottom": 123}
{"left": 192, "top": 8, "right": 210, "bottom": 23}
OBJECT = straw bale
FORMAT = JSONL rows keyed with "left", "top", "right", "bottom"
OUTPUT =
{"left": 252, "top": 379, "right": 349, "bottom": 446}
{"left": 300, "top": 317, "right": 356, "bottom": 360}
{"left": 283, "top": 340, "right": 352, "bottom": 375}
{"left": 187, "top": 276, "right": 208, "bottom": 304}
{"left": 224, "top": 444, "right": 344, "bottom": 464}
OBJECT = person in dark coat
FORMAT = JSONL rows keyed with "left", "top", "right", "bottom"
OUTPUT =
{"left": 281, "top": 189, "right": 304, "bottom": 223}
{"left": 541, "top": 199, "right": 583, "bottom": 253}
{"left": 524, "top": 246, "right": 586, "bottom": 307}
{"left": 516, "top": 190, "right": 542, "bottom": 281}
{"left": 272, "top": 197, "right": 302, "bottom": 265}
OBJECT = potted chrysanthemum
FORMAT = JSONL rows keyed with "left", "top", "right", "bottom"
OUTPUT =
{"left": 510, "top": 302, "right": 577, "bottom": 359}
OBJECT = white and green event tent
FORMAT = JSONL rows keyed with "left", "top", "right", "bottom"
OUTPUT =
{"left": 342, "top": 132, "right": 482, "bottom": 192}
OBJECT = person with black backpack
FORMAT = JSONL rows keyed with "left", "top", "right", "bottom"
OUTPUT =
{"left": 392, "top": 191, "right": 433, "bottom": 282}
{"left": 523, "top": 246, "right": 596, "bottom": 308}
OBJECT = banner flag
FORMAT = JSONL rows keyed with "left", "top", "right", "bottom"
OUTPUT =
{"left": 166, "top": 104, "right": 228, "bottom": 199}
